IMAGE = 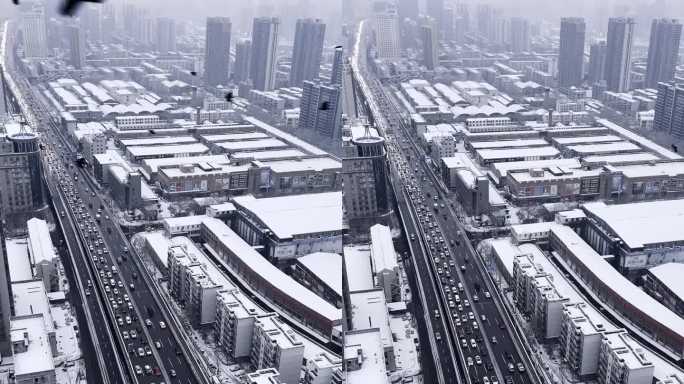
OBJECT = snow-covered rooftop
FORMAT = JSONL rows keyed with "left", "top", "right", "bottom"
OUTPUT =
{"left": 647, "top": 263, "right": 684, "bottom": 303}
{"left": 566, "top": 141, "right": 641, "bottom": 155}
{"left": 216, "top": 138, "right": 288, "bottom": 152}
{"left": 127, "top": 143, "right": 209, "bottom": 158}
{"left": 12, "top": 280, "right": 54, "bottom": 333}
{"left": 255, "top": 157, "right": 341, "bottom": 173}
{"left": 370, "top": 224, "right": 397, "bottom": 273}
{"left": 232, "top": 192, "right": 344, "bottom": 239}
{"left": 201, "top": 218, "right": 341, "bottom": 323}
{"left": 583, "top": 200, "right": 684, "bottom": 249}
{"left": 297, "top": 252, "right": 342, "bottom": 296}
{"left": 27, "top": 218, "right": 56, "bottom": 265}
{"left": 349, "top": 289, "right": 392, "bottom": 348}
{"left": 10, "top": 315, "right": 54, "bottom": 376}
{"left": 6, "top": 238, "right": 32, "bottom": 282}
{"left": 344, "top": 245, "right": 374, "bottom": 292}
{"left": 344, "top": 329, "right": 389, "bottom": 384}
{"left": 120, "top": 136, "right": 197, "bottom": 147}
{"left": 476, "top": 146, "right": 559, "bottom": 161}
{"left": 582, "top": 152, "right": 660, "bottom": 165}
{"left": 469, "top": 138, "right": 549, "bottom": 149}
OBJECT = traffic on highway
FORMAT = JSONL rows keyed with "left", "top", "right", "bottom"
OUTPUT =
{"left": 350, "top": 19, "right": 538, "bottom": 384}
{"left": 1, "top": 20, "right": 203, "bottom": 381}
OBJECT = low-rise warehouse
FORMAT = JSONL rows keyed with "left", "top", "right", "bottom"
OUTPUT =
{"left": 126, "top": 143, "right": 210, "bottom": 161}
{"left": 230, "top": 192, "right": 344, "bottom": 260}
{"left": 475, "top": 146, "right": 560, "bottom": 165}
{"left": 581, "top": 200, "right": 684, "bottom": 277}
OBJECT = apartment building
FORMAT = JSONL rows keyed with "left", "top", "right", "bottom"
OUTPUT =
{"left": 167, "top": 245, "right": 235, "bottom": 326}
{"left": 215, "top": 289, "right": 267, "bottom": 360}
{"left": 560, "top": 302, "right": 620, "bottom": 377}
{"left": 246, "top": 368, "right": 282, "bottom": 384}
{"left": 512, "top": 248, "right": 583, "bottom": 340}
{"left": 597, "top": 332, "right": 654, "bottom": 384}
{"left": 440, "top": 153, "right": 507, "bottom": 217}
{"left": 81, "top": 133, "right": 107, "bottom": 164}
{"left": 250, "top": 314, "right": 305, "bottom": 384}
{"left": 303, "top": 353, "right": 343, "bottom": 384}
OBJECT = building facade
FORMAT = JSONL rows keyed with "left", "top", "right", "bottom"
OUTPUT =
{"left": 67, "top": 24, "right": 86, "bottom": 69}
{"left": 204, "top": 17, "right": 232, "bottom": 87}
{"left": 215, "top": 289, "right": 266, "bottom": 360}
{"left": 653, "top": 82, "right": 684, "bottom": 138}
{"left": 642, "top": 263, "right": 684, "bottom": 318}
{"left": 342, "top": 122, "right": 389, "bottom": 221}
{"left": 0, "top": 127, "right": 46, "bottom": 227}
{"left": 645, "top": 19, "right": 681, "bottom": 89}
{"left": 290, "top": 19, "right": 326, "bottom": 87}
{"left": 374, "top": 1, "right": 401, "bottom": 59}
{"left": 250, "top": 17, "right": 280, "bottom": 91}
{"left": 250, "top": 314, "right": 305, "bottom": 384}
{"left": 20, "top": 2, "right": 48, "bottom": 58}
{"left": 420, "top": 18, "right": 439, "bottom": 70}
{"left": 558, "top": 18, "right": 586, "bottom": 87}
{"left": 588, "top": 41, "right": 607, "bottom": 84}
{"left": 605, "top": 18, "right": 635, "bottom": 93}
{"left": 234, "top": 39, "right": 252, "bottom": 83}
{"left": 299, "top": 80, "right": 342, "bottom": 138}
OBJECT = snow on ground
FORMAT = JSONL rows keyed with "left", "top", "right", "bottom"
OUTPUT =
{"left": 53, "top": 304, "right": 81, "bottom": 361}
{"left": 52, "top": 303, "right": 87, "bottom": 384}
{"left": 389, "top": 312, "right": 422, "bottom": 383}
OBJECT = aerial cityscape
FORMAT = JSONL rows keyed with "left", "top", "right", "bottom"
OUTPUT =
{"left": 0, "top": 0, "right": 682, "bottom": 384}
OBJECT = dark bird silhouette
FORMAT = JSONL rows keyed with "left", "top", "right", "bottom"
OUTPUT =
{"left": 148, "top": 129, "right": 156, "bottom": 135}
{"left": 224, "top": 91, "right": 234, "bottom": 104}
{"left": 672, "top": 144, "right": 678, "bottom": 153}
{"left": 190, "top": 71, "right": 197, "bottom": 76}
{"left": 59, "top": 0, "right": 104, "bottom": 16}
{"left": 319, "top": 101, "right": 330, "bottom": 111}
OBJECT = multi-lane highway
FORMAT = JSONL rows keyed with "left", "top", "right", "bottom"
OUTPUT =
{"left": 48, "top": 163, "right": 125, "bottom": 384}
{"left": 2, "top": 19, "right": 208, "bottom": 383}
{"left": 40, "top": 101, "right": 204, "bottom": 384}
{"left": 349, "top": 19, "right": 541, "bottom": 384}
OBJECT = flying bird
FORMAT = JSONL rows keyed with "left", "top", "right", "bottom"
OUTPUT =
{"left": 60, "top": 0, "right": 104, "bottom": 16}
{"left": 319, "top": 101, "right": 330, "bottom": 111}
{"left": 224, "top": 91, "right": 234, "bottom": 104}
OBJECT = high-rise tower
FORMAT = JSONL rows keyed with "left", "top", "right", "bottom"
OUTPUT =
{"left": 250, "top": 17, "right": 280, "bottom": 91}
{"left": 558, "top": 17, "right": 586, "bottom": 87}
{"left": 204, "top": 17, "right": 232, "bottom": 86}
{"left": 290, "top": 19, "right": 326, "bottom": 87}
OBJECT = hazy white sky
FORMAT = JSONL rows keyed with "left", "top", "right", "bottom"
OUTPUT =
{"left": 1, "top": 0, "right": 682, "bottom": 26}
